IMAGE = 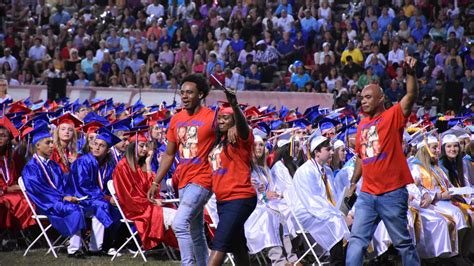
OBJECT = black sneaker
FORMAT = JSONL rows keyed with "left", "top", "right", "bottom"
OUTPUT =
{"left": 68, "top": 250, "right": 86, "bottom": 259}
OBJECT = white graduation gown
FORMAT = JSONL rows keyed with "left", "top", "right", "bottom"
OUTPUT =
{"left": 244, "top": 168, "right": 283, "bottom": 254}
{"left": 287, "top": 160, "right": 350, "bottom": 251}
{"left": 269, "top": 161, "right": 297, "bottom": 237}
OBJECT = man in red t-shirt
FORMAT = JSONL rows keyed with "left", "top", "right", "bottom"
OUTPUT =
{"left": 147, "top": 74, "right": 218, "bottom": 265}
{"left": 345, "top": 55, "right": 420, "bottom": 266}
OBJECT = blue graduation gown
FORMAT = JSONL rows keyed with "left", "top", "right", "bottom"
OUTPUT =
{"left": 69, "top": 153, "right": 119, "bottom": 228}
{"left": 150, "top": 143, "right": 176, "bottom": 182}
{"left": 22, "top": 156, "right": 86, "bottom": 236}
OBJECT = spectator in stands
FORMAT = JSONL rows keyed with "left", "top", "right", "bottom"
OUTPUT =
{"left": 411, "top": 19, "right": 428, "bottom": 43}
{"left": 277, "top": 32, "right": 295, "bottom": 64}
{"left": 378, "top": 6, "right": 393, "bottom": 32}
{"left": 290, "top": 61, "right": 312, "bottom": 92}
{"left": 80, "top": 50, "right": 98, "bottom": 79}
{"left": 447, "top": 18, "right": 464, "bottom": 40}
{"left": 225, "top": 68, "right": 245, "bottom": 91}
{"left": 275, "top": 9, "right": 294, "bottom": 33}
{"left": 106, "top": 28, "right": 121, "bottom": 55}
{"left": 324, "top": 67, "right": 342, "bottom": 93}
{"left": 73, "top": 71, "right": 89, "bottom": 87}
{"left": 385, "top": 79, "right": 405, "bottom": 103}
{"left": 416, "top": 97, "right": 437, "bottom": 118}
{"left": 50, "top": 5, "right": 71, "bottom": 26}
{"left": 341, "top": 41, "right": 363, "bottom": 65}
{"left": 28, "top": 37, "right": 47, "bottom": 62}
{"left": 342, "top": 56, "right": 364, "bottom": 81}
{"left": 146, "top": 0, "right": 165, "bottom": 18}
{"left": 460, "top": 69, "right": 474, "bottom": 93}
{"left": 245, "top": 64, "right": 262, "bottom": 91}
{"left": 0, "top": 48, "right": 18, "bottom": 73}
{"left": 357, "top": 66, "right": 378, "bottom": 89}
{"left": 388, "top": 39, "right": 405, "bottom": 65}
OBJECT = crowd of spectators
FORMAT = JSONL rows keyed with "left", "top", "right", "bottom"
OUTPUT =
{"left": 0, "top": 0, "right": 473, "bottom": 115}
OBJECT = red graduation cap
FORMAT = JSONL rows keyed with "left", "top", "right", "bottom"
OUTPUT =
{"left": 80, "top": 121, "right": 104, "bottom": 134}
{"left": 8, "top": 101, "right": 32, "bottom": 114}
{"left": 0, "top": 116, "right": 20, "bottom": 138}
{"left": 243, "top": 106, "right": 262, "bottom": 119}
{"left": 50, "top": 112, "right": 83, "bottom": 128}
{"left": 124, "top": 127, "right": 149, "bottom": 143}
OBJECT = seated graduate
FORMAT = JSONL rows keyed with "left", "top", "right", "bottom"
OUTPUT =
{"left": 69, "top": 127, "right": 122, "bottom": 255}
{"left": 50, "top": 113, "right": 83, "bottom": 173}
{"left": 21, "top": 125, "right": 87, "bottom": 257}
{"left": 0, "top": 117, "right": 36, "bottom": 244}
{"left": 106, "top": 119, "right": 130, "bottom": 164}
{"left": 112, "top": 127, "right": 176, "bottom": 250}
{"left": 287, "top": 134, "right": 350, "bottom": 266}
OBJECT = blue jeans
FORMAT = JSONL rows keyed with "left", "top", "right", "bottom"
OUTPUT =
{"left": 346, "top": 187, "right": 420, "bottom": 266}
{"left": 172, "top": 183, "right": 212, "bottom": 266}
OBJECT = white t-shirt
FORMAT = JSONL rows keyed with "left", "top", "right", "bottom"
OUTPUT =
{"left": 276, "top": 15, "right": 295, "bottom": 33}
{"left": 146, "top": 4, "right": 165, "bottom": 18}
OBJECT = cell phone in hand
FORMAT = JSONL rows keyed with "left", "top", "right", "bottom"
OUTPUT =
{"left": 210, "top": 73, "right": 236, "bottom": 95}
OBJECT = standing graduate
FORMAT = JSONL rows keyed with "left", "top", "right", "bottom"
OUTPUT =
{"left": 69, "top": 127, "right": 122, "bottom": 255}
{"left": 112, "top": 128, "right": 177, "bottom": 250}
{"left": 207, "top": 90, "right": 257, "bottom": 266}
{"left": 50, "top": 113, "right": 82, "bottom": 173}
{"left": 0, "top": 117, "right": 35, "bottom": 243}
{"left": 21, "top": 125, "right": 87, "bottom": 257}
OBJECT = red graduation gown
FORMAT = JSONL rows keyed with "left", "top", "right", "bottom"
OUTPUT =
{"left": 112, "top": 158, "right": 176, "bottom": 250}
{"left": 50, "top": 147, "right": 74, "bottom": 173}
{"left": 0, "top": 152, "right": 36, "bottom": 230}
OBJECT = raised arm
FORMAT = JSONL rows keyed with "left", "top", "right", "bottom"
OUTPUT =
{"left": 225, "top": 89, "right": 250, "bottom": 140}
{"left": 399, "top": 55, "right": 418, "bottom": 117}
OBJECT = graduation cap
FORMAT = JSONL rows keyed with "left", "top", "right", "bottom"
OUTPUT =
{"left": 287, "top": 118, "right": 310, "bottom": 129}
{"left": 308, "top": 131, "right": 328, "bottom": 153}
{"left": 256, "top": 121, "right": 271, "bottom": 137}
{"left": 130, "top": 112, "right": 146, "bottom": 127}
{"left": 279, "top": 105, "right": 289, "bottom": 119}
{"left": 131, "top": 99, "right": 145, "bottom": 113}
{"left": 97, "top": 98, "right": 114, "bottom": 115}
{"left": 21, "top": 113, "right": 52, "bottom": 130}
{"left": 30, "top": 100, "right": 46, "bottom": 112}
{"left": 274, "top": 129, "right": 292, "bottom": 148}
{"left": 8, "top": 101, "right": 32, "bottom": 114}
{"left": 50, "top": 112, "right": 83, "bottom": 128}
{"left": 318, "top": 117, "right": 339, "bottom": 133}
{"left": 23, "top": 97, "right": 32, "bottom": 107}
{"left": 243, "top": 106, "right": 261, "bottom": 118}
{"left": 270, "top": 120, "right": 285, "bottom": 131}
{"left": 95, "top": 127, "right": 122, "bottom": 147}
{"left": 0, "top": 116, "right": 20, "bottom": 138}
{"left": 115, "top": 103, "right": 127, "bottom": 117}
{"left": 107, "top": 118, "right": 131, "bottom": 133}
{"left": 83, "top": 111, "right": 109, "bottom": 125}
{"left": 150, "top": 117, "right": 171, "bottom": 129}
{"left": 81, "top": 121, "right": 104, "bottom": 134}
{"left": 125, "top": 126, "right": 149, "bottom": 143}
{"left": 72, "top": 99, "right": 82, "bottom": 113}
{"left": 82, "top": 100, "right": 91, "bottom": 109}
{"left": 253, "top": 127, "right": 268, "bottom": 140}
{"left": 27, "top": 124, "right": 52, "bottom": 145}
{"left": 303, "top": 105, "right": 319, "bottom": 117}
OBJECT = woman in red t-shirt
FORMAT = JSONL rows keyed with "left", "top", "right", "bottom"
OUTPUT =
{"left": 207, "top": 90, "right": 257, "bottom": 266}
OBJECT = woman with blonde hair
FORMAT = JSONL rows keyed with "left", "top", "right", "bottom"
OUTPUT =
{"left": 50, "top": 113, "right": 81, "bottom": 173}
{"left": 409, "top": 135, "right": 471, "bottom": 262}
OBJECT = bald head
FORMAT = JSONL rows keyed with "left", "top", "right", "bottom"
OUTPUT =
{"left": 361, "top": 84, "right": 385, "bottom": 116}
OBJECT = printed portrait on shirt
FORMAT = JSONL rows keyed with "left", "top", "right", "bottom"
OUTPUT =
{"left": 360, "top": 125, "right": 380, "bottom": 159}
{"left": 177, "top": 125, "right": 200, "bottom": 159}
{"left": 208, "top": 144, "right": 223, "bottom": 171}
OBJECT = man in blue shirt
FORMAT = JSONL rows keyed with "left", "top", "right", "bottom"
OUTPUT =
{"left": 377, "top": 7, "right": 393, "bottom": 32}
{"left": 300, "top": 9, "right": 320, "bottom": 37}
{"left": 51, "top": 5, "right": 71, "bottom": 26}
{"left": 369, "top": 21, "right": 383, "bottom": 42}
{"left": 277, "top": 32, "right": 295, "bottom": 63}
{"left": 274, "top": 0, "right": 293, "bottom": 16}
{"left": 206, "top": 52, "right": 225, "bottom": 76}
{"left": 411, "top": 19, "right": 427, "bottom": 43}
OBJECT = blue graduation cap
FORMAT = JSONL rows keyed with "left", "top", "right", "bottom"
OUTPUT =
{"left": 107, "top": 117, "right": 131, "bottom": 133}
{"left": 27, "top": 124, "right": 52, "bottom": 145}
{"left": 23, "top": 97, "right": 32, "bottom": 107}
{"left": 82, "top": 100, "right": 91, "bottom": 108}
{"left": 305, "top": 109, "right": 321, "bottom": 124}
{"left": 288, "top": 118, "right": 310, "bottom": 129}
{"left": 84, "top": 112, "right": 109, "bottom": 126}
{"left": 131, "top": 112, "right": 145, "bottom": 127}
{"left": 318, "top": 117, "right": 339, "bottom": 132}
{"left": 132, "top": 99, "right": 145, "bottom": 113}
{"left": 163, "top": 101, "right": 177, "bottom": 110}
{"left": 279, "top": 105, "right": 289, "bottom": 119}
{"left": 96, "top": 127, "right": 122, "bottom": 147}
{"left": 303, "top": 105, "right": 319, "bottom": 117}
{"left": 257, "top": 121, "right": 271, "bottom": 136}
{"left": 115, "top": 103, "right": 127, "bottom": 116}
{"left": 270, "top": 120, "right": 284, "bottom": 131}
{"left": 72, "top": 99, "right": 82, "bottom": 113}
{"left": 97, "top": 98, "right": 114, "bottom": 115}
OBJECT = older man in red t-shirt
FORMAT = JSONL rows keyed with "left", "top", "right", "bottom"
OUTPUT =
{"left": 346, "top": 55, "right": 420, "bottom": 266}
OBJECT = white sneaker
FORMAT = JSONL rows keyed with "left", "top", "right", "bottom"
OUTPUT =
{"left": 107, "top": 248, "right": 122, "bottom": 257}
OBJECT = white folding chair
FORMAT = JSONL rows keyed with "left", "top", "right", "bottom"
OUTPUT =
{"left": 107, "top": 180, "right": 147, "bottom": 262}
{"left": 284, "top": 190, "right": 323, "bottom": 266}
{"left": 18, "top": 177, "right": 58, "bottom": 258}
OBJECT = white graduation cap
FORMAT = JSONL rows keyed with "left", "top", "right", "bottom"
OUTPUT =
{"left": 333, "top": 139, "right": 345, "bottom": 150}
{"left": 253, "top": 127, "right": 267, "bottom": 140}
{"left": 275, "top": 129, "right": 293, "bottom": 148}
{"left": 441, "top": 134, "right": 459, "bottom": 145}
{"left": 416, "top": 135, "right": 438, "bottom": 150}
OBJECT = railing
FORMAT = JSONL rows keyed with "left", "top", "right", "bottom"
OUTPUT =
{"left": 8, "top": 85, "right": 334, "bottom": 110}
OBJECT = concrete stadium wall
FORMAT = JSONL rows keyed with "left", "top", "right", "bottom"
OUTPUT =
{"left": 8, "top": 85, "right": 334, "bottom": 110}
